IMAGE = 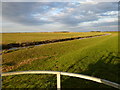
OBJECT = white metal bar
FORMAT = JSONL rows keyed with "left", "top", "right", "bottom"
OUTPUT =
{"left": 1, "top": 71, "right": 120, "bottom": 89}
{"left": 60, "top": 72, "right": 101, "bottom": 83}
{"left": 1, "top": 71, "right": 60, "bottom": 76}
{"left": 101, "top": 79, "right": 120, "bottom": 89}
{"left": 57, "top": 73, "right": 61, "bottom": 90}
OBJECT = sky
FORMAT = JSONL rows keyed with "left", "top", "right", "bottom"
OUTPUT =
{"left": 1, "top": 1, "right": 118, "bottom": 33}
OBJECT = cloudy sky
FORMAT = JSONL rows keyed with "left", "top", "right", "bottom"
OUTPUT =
{"left": 1, "top": 1, "right": 118, "bottom": 32}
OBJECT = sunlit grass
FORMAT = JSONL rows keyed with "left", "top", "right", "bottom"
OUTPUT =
{"left": 2, "top": 32, "right": 106, "bottom": 45}
{"left": 2, "top": 32, "right": 119, "bottom": 88}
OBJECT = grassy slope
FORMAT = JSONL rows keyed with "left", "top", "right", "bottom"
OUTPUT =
{"left": 2, "top": 33, "right": 119, "bottom": 88}
{"left": 2, "top": 32, "right": 105, "bottom": 45}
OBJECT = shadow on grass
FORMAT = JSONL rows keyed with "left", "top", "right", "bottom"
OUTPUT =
{"left": 2, "top": 52, "right": 119, "bottom": 89}
{"left": 60, "top": 52, "right": 120, "bottom": 89}
{"left": 66, "top": 56, "right": 88, "bottom": 72}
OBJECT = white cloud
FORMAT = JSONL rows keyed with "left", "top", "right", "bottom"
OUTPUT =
{"left": 102, "top": 11, "right": 118, "bottom": 16}
{"left": 2, "top": 2, "right": 118, "bottom": 32}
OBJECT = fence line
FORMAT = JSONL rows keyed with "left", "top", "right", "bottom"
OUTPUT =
{"left": 2, "top": 71, "right": 120, "bottom": 89}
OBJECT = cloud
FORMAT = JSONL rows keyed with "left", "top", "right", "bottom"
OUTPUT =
{"left": 2, "top": 2, "right": 118, "bottom": 32}
{"left": 2, "top": 0, "right": 119, "bottom": 2}
{"left": 2, "top": 2, "right": 53, "bottom": 25}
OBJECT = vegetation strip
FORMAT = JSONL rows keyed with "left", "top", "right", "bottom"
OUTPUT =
{"left": 2, "top": 34, "right": 109, "bottom": 50}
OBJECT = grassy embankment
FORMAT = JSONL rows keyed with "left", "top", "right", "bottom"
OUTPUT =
{"left": 2, "top": 32, "right": 119, "bottom": 88}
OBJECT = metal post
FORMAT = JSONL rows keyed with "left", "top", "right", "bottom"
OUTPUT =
{"left": 57, "top": 73, "right": 61, "bottom": 90}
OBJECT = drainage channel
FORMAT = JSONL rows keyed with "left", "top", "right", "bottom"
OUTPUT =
{"left": 1, "top": 34, "right": 111, "bottom": 54}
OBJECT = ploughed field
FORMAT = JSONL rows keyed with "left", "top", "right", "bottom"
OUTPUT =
{"left": 2, "top": 32, "right": 119, "bottom": 88}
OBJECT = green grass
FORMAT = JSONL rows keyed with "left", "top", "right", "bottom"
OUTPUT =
{"left": 2, "top": 32, "right": 119, "bottom": 88}
{"left": 2, "top": 32, "right": 106, "bottom": 45}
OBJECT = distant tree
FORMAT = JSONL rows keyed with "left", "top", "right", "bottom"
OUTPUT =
{"left": 53, "top": 31, "right": 69, "bottom": 33}
{"left": 61, "top": 31, "right": 69, "bottom": 33}
{"left": 91, "top": 31, "right": 101, "bottom": 32}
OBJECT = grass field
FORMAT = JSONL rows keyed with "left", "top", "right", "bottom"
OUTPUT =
{"left": 2, "top": 32, "right": 119, "bottom": 88}
{"left": 2, "top": 32, "right": 105, "bottom": 45}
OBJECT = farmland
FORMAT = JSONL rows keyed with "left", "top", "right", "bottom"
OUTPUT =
{"left": 2, "top": 32, "right": 106, "bottom": 45}
{"left": 2, "top": 32, "right": 119, "bottom": 88}
{"left": 2, "top": 32, "right": 107, "bottom": 49}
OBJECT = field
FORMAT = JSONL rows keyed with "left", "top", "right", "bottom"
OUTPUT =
{"left": 2, "top": 32, "right": 105, "bottom": 45}
{"left": 2, "top": 32, "right": 119, "bottom": 88}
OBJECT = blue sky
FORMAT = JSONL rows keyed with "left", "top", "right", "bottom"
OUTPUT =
{"left": 1, "top": 1, "right": 118, "bottom": 32}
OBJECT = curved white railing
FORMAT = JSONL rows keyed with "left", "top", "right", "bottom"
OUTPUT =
{"left": 2, "top": 71, "right": 120, "bottom": 89}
